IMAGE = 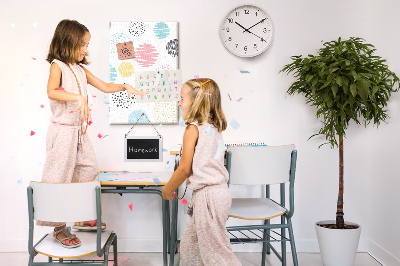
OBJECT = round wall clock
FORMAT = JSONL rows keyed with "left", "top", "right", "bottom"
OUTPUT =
{"left": 219, "top": 4, "right": 275, "bottom": 57}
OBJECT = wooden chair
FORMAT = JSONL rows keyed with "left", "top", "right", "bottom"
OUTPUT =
{"left": 226, "top": 145, "right": 298, "bottom": 266}
{"left": 27, "top": 181, "right": 117, "bottom": 265}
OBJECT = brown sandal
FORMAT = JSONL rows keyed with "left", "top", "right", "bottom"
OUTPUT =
{"left": 53, "top": 227, "right": 81, "bottom": 248}
{"left": 73, "top": 221, "right": 106, "bottom": 231}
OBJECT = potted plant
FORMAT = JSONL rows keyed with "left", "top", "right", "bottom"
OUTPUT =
{"left": 280, "top": 37, "right": 399, "bottom": 266}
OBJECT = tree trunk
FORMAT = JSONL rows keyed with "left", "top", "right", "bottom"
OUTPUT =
{"left": 336, "top": 136, "right": 345, "bottom": 229}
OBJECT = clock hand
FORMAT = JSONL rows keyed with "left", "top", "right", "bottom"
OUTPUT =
{"left": 235, "top": 22, "right": 267, "bottom": 43}
{"left": 242, "top": 18, "right": 266, "bottom": 33}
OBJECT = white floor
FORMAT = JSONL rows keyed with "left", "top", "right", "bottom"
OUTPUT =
{"left": 0, "top": 252, "right": 382, "bottom": 266}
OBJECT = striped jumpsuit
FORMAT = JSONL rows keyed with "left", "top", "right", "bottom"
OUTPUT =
{"left": 37, "top": 59, "right": 99, "bottom": 227}
{"left": 180, "top": 122, "right": 241, "bottom": 266}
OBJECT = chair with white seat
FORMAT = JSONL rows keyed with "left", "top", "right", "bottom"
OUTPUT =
{"left": 27, "top": 181, "right": 117, "bottom": 266}
{"left": 226, "top": 145, "right": 298, "bottom": 266}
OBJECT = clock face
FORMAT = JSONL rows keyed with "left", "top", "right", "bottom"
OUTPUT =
{"left": 220, "top": 4, "right": 274, "bottom": 57}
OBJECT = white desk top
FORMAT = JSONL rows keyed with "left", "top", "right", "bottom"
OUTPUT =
{"left": 99, "top": 171, "right": 173, "bottom": 186}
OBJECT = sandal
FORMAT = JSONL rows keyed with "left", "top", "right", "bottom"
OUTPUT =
{"left": 53, "top": 227, "right": 81, "bottom": 248}
{"left": 73, "top": 221, "right": 106, "bottom": 231}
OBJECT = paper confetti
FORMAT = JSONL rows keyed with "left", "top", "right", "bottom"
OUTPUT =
{"left": 210, "top": 130, "right": 215, "bottom": 137}
{"left": 158, "top": 124, "right": 163, "bottom": 129}
{"left": 69, "top": 111, "right": 74, "bottom": 113}
{"left": 30, "top": 131, "right": 35, "bottom": 136}
{"left": 17, "top": 178, "right": 23, "bottom": 185}
{"left": 88, "top": 121, "right": 92, "bottom": 126}
{"left": 102, "top": 97, "right": 110, "bottom": 104}
{"left": 98, "top": 134, "right": 102, "bottom": 139}
{"left": 128, "top": 203, "right": 133, "bottom": 211}
{"left": 153, "top": 178, "right": 161, "bottom": 186}
{"left": 162, "top": 148, "right": 168, "bottom": 152}
{"left": 228, "top": 94, "right": 232, "bottom": 101}
{"left": 230, "top": 118, "right": 240, "bottom": 129}
{"left": 237, "top": 98, "right": 243, "bottom": 102}
{"left": 205, "top": 125, "right": 211, "bottom": 134}
{"left": 166, "top": 160, "right": 170, "bottom": 164}
{"left": 92, "top": 95, "right": 96, "bottom": 97}
{"left": 194, "top": 75, "right": 199, "bottom": 79}
{"left": 214, "top": 139, "right": 226, "bottom": 159}
{"left": 179, "top": 116, "right": 185, "bottom": 127}
{"left": 67, "top": 226, "right": 71, "bottom": 231}
{"left": 38, "top": 162, "right": 42, "bottom": 167}
{"left": 182, "top": 199, "right": 187, "bottom": 205}
{"left": 40, "top": 104, "right": 44, "bottom": 108}
{"left": 223, "top": 73, "right": 230, "bottom": 78}
{"left": 31, "top": 57, "right": 36, "bottom": 60}
{"left": 54, "top": 87, "right": 65, "bottom": 91}
{"left": 240, "top": 70, "right": 250, "bottom": 73}
{"left": 165, "top": 164, "right": 172, "bottom": 171}
{"left": 101, "top": 135, "right": 109, "bottom": 140}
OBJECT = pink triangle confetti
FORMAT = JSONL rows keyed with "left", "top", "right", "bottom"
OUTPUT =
{"left": 54, "top": 87, "right": 65, "bottom": 91}
{"left": 30, "top": 131, "right": 35, "bottom": 136}
{"left": 228, "top": 94, "right": 232, "bottom": 101}
{"left": 88, "top": 121, "right": 92, "bottom": 126}
{"left": 40, "top": 104, "right": 44, "bottom": 108}
{"left": 98, "top": 133, "right": 102, "bottom": 139}
{"left": 92, "top": 95, "right": 96, "bottom": 97}
{"left": 31, "top": 57, "right": 36, "bottom": 60}
{"left": 194, "top": 75, "right": 199, "bottom": 79}
{"left": 128, "top": 203, "right": 133, "bottom": 211}
{"left": 182, "top": 199, "right": 187, "bottom": 205}
{"left": 69, "top": 111, "right": 74, "bottom": 113}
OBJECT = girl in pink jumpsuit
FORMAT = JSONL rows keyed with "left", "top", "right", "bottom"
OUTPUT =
{"left": 162, "top": 79, "right": 241, "bottom": 265}
{"left": 38, "top": 19, "right": 146, "bottom": 248}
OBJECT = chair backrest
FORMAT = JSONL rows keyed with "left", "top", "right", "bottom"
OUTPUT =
{"left": 227, "top": 145, "right": 295, "bottom": 185}
{"left": 29, "top": 181, "right": 100, "bottom": 222}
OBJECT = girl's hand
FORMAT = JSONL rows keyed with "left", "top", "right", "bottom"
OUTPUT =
{"left": 125, "top": 84, "right": 149, "bottom": 98}
{"left": 75, "top": 95, "right": 91, "bottom": 122}
{"left": 162, "top": 188, "right": 176, "bottom": 201}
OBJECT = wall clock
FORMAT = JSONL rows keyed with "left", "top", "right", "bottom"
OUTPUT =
{"left": 219, "top": 4, "right": 275, "bottom": 57}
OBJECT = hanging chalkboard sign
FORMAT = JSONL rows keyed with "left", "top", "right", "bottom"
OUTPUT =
{"left": 124, "top": 136, "right": 163, "bottom": 162}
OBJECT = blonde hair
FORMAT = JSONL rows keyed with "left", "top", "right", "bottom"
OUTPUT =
{"left": 183, "top": 78, "right": 227, "bottom": 132}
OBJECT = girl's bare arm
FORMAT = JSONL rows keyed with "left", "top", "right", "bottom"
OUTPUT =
{"left": 162, "top": 125, "right": 199, "bottom": 200}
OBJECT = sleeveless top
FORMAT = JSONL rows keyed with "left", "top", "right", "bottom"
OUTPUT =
{"left": 49, "top": 59, "right": 90, "bottom": 126}
{"left": 186, "top": 121, "right": 229, "bottom": 191}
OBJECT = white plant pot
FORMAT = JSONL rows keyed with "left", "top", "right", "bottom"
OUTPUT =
{"left": 315, "top": 220, "right": 362, "bottom": 266}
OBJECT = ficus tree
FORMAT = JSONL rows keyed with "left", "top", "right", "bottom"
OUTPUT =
{"left": 280, "top": 37, "right": 399, "bottom": 229}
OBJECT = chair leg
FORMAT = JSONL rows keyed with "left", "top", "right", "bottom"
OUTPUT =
{"left": 281, "top": 216, "right": 286, "bottom": 266}
{"left": 29, "top": 255, "right": 34, "bottom": 266}
{"left": 113, "top": 235, "right": 118, "bottom": 266}
{"left": 287, "top": 218, "right": 298, "bottom": 266}
{"left": 261, "top": 220, "right": 269, "bottom": 266}
{"left": 48, "top": 257, "right": 53, "bottom": 262}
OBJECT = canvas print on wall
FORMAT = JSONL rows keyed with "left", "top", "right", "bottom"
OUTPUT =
{"left": 109, "top": 22, "right": 179, "bottom": 124}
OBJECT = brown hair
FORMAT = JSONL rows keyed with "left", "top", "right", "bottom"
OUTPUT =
{"left": 46, "top": 20, "right": 90, "bottom": 65}
{"left": 184, "top": 78, "right": 227, "bottom": 132}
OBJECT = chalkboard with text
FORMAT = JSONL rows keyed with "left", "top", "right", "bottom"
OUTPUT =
{"left": 124, "top": 136, "right": 163, "bottom": 162}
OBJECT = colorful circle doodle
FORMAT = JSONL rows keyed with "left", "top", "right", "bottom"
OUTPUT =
{"left": 134, "top": 43, "right": 159, "bottom": 68}
{"left": 110, "top": 33, "right": 130, "bottom": 54}
{"left": 118, "top": 62, "right": 135, "bottom": 77}
{"left": 153, "top": 22, "right": 170, "bottom": 39}
{"left": 111, "top": 91, "right": 135, "bottom": 108}
{"left": 128, "top": 110, "right": 149, "bottom": 124}
{"left": 129, "top": 22, "right": 145, "bottom": 37}
{"left": 166, "top": 39, "right": 178, "bottom": 57}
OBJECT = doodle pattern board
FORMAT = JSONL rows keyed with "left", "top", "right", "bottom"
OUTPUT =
{"left": 109, "top": 22, "right": 179, "bottom": 124}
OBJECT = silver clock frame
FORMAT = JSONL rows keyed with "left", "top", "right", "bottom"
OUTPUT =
{"left": 219, "top": 3, "right": 275, "bottom": 58}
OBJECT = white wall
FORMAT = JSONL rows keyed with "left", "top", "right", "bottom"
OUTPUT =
{"left": 1, "top": 0, "right": 400, "bottom": 263}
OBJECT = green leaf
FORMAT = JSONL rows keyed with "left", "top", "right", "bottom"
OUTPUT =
{"left": 336, "top": 76, "right": 343, "bottom": 86}
{"left": 350, "top": 83, "right": 357, "bottom": 97}
{"left": 350, "top": 69, "right": 357, "bottom": 81}
{"left": 332, "top": 84, "right": 338, "bottom": 97}
{"left": 320, "top": 80, "right": 332, "bottom": 90}
{"left": 342, "top": 76, "right": 349, "bottom": 86}
{"left": 330, "top": 68, "right": 339, "bottom": 73}
{"left": 372, "top": 85, "right": 379, "bottom": 96}
{"left": 306, "top": 74, "right": 314, "bottom": 83}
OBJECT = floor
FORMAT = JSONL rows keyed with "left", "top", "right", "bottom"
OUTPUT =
{"left": 0, "top": 252, "right": 382, "bottom": 266}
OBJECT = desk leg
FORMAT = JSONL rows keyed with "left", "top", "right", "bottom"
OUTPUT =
{"left": 162, "top": 198, "right": 167, "bottom": 266}
{"left": 166, "top": 199, "right": 170, "bottom": 253}
{"left": 170, "top": 188, "right": 179, "bottom": 266}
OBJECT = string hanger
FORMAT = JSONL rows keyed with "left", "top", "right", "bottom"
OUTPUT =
{"left": 125, "top": 112, "right": 162, "bottom": 138}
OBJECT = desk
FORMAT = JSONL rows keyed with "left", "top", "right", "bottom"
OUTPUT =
{"left": 100, "top": 171, "right": 172, "bottom": 266}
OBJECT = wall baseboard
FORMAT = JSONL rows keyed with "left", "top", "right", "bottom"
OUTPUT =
{"left": 0, "top": 238, "right": 370, "bottom": 253}
{"left": 369, "top": 239, "right": 400, "bottom": 266}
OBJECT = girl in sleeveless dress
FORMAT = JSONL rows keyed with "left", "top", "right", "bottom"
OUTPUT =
{"left": 38, "top": 19, "right": 146, "bottom": 248}
{"left": 162, "top": 79, "right": 241, "bottom": 265}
